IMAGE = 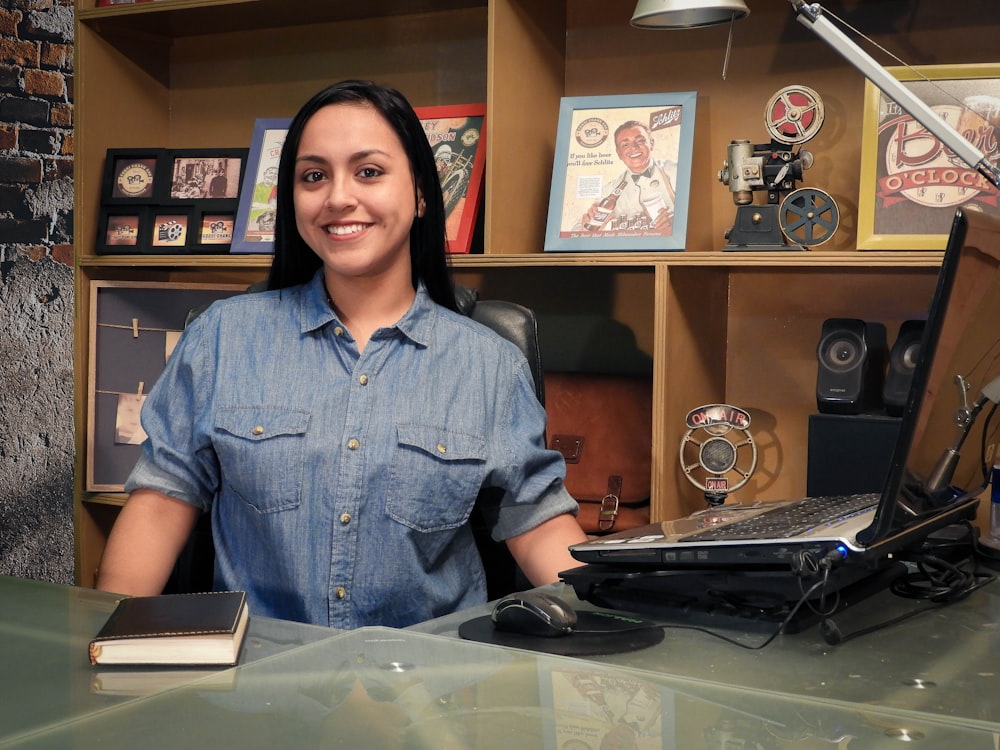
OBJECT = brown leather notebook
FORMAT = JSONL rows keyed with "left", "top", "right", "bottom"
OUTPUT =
{"left": 89, "top": 591, "right": 249, "bottom": 666}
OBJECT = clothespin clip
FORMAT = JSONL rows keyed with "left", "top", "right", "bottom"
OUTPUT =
{"left": 132, "top": 318, "right": 139, "bottom": 338}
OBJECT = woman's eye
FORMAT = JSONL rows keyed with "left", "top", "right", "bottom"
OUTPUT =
{"left": 358, "top": 166, "right": 382, "bottom": 179}
{"left": 300, "top": 169, "right": 324, "bottom": 184}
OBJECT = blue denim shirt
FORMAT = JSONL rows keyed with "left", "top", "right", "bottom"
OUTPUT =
{"left": 125, "top": 271, "right": 577, "bottom": 629}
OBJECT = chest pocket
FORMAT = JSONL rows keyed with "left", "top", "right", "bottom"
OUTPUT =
{"left": 387, "top": 424, "right": 487, "bottom": 532}
{"left": 214, "top": 406, "right": 311, "bottom": 513}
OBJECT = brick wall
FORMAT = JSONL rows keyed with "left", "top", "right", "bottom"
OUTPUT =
{"left": 0, "top": 0, "right": 75, "bottom": 583}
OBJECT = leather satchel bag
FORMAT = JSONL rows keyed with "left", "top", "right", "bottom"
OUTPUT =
{"left": 544, "top": 371, "right": 653, "bottom": 534}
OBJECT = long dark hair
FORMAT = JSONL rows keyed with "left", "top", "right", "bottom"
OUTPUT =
{"left": 266, "top": 80, "right": 456, "bottom": 312}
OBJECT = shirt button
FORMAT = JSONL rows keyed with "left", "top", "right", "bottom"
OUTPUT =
{"left": 358, "top": 374, "right": 369, "bottom": 386}
{"left": 436, "top": 443, "right": 447, "bottom": 454}
{"left": 333, "top": 326, "right": 344, "bottom": 336}
{"left": 347, "top": 438, "right": 360, "bottom": 450}
{"left": 335, "top": 586, "right": 347, "bottom": 599}
{"left": 252, "top": 425, "right": 264, "bottom": 436}
{"left": 340, "top": 513, "right": 351, "bottom": 525}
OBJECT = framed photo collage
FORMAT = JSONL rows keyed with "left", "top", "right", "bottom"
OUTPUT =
{"left": 96, "top": 148, "right": 248, "bottom": 254}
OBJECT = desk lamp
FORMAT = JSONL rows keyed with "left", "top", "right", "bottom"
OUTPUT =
{"left": 630, "top": 0, "right": 1000, "bottom": 189}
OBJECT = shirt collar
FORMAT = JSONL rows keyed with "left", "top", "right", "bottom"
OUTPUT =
{"left": 298, "top": 269, "right": 436, "bottom": 347}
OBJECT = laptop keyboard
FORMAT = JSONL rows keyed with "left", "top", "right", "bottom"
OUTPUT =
{"left": 681, "top": 493, "right": 880, "bottom": 542}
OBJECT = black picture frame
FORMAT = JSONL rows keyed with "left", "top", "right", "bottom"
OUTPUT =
{"left": 96, "top": 206, "right": 151, "bottom": 255}
{"left": 97, "top": 147, "right": 249, "bottom": 253}
{"left": 101, "top": 149, "right": 167, "bottom": 204}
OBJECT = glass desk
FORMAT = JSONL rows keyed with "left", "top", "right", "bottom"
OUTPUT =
{"left": 0, "top": 575, "right": 338, "bottom": 747}
{"left": 3, "top": 575, "right": 999, "bottom": 748}
{"left": 412, "top": 580, "right": 1000, "bottom": 737}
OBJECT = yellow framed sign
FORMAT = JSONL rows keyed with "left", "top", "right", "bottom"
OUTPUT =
{"left": 857, "top": 63, "right": 1000, "bottom": 250}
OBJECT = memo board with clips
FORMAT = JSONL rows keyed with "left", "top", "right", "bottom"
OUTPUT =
{"left": 86, "top": 281, "right": 245, "bottom": 491}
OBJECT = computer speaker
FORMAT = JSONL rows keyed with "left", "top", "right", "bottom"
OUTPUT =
{"left": 815, "top": 318, "right": 888, "bottom": 414}
{"left": 882, "top": 320, "right": 925, "bottom": 417}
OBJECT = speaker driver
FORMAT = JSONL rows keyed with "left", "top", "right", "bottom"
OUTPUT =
{"left": 819, "top": 332, "right": 864, "bottom": 372}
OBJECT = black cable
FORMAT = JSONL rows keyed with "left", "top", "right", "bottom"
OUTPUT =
{"left": 575, "top": 523, "right": 996, "bottom": 649}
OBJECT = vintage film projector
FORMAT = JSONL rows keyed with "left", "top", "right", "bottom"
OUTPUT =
{"left": 718, "top": 84, "right": 840, "bottom": 250}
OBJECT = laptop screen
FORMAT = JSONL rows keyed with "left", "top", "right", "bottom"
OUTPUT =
{"left": 860, "top": 208, "right": 1000, "bottom": 545}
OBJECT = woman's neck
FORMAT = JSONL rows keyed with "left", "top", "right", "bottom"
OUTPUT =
{"left": 325, "top": 272, "right": 416, "bottom": 352}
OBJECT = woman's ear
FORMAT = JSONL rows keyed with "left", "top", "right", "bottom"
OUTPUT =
{"left": 416, "top": 189, "right": 426, "bottom": 218}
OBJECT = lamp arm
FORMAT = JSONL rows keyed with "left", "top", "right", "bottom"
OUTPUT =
{"left": 789, "top": 0, "right": 1000, "bottom": 190}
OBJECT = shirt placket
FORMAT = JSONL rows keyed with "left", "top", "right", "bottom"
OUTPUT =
{"left": 326, "top": 327, "right": 392, "bottom": 629}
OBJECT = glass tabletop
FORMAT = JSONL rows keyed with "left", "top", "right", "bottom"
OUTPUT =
{"left": 410, "top": 580, "right": 1000, "bottom": 734}
{"left": 8, "top": 623, "right": 998, "bottom": 749}
{"left": 0, "top": 575, "right": 338, "bottom": 747}
{"left": 5, "top": 574, "right": 1000, "bottom": 748}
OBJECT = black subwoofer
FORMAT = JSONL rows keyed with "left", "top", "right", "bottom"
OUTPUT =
{"left": 815, "top": 318, "right": 888, "bottom": 415}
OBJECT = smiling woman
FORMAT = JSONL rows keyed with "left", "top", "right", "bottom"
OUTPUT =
{"left": 95, "top": 80, "right": 588, "bottom": 630}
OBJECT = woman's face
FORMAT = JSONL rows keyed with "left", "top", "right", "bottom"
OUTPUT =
{"left": 293, "top": 102, "right": 422, "bottom": 282}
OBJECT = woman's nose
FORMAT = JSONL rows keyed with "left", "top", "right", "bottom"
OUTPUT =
{"left": 323, "top": 177, "right": 356, "bottom": 209}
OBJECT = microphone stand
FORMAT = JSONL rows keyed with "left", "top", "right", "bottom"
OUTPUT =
{"left": 926, "top": 374, "right": 1000, "bottom": 494}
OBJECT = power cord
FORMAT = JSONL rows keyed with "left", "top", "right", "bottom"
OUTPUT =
{"left": 815, "top": 521, "right": 995, "bottom": 646}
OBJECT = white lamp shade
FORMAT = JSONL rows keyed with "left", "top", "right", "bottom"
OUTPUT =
{"left": 631, "top": 0, "right": 750, "bottom": 28}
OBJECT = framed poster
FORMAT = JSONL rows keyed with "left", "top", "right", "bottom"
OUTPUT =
{"left": 232, "top": 118, "right": 291, "bottom": 254}
{"left": 97, "top": 148, "right": 247, "bottom": 254}
{"left": 857, "top": 63, "right": 1000, "bottom": 250}
{"left": 86, "top": 281, "right": 246, "bottom": 491}
{"left": 544, "top": 92, "right": 696, "bottom": 252}
{"left": 415, "top": 103, "right": 487, "bottom": 254}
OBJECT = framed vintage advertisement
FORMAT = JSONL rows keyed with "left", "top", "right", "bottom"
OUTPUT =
{"left": 86, "top": 281, "right": 247, "bottom": 492}
{"left": 544, "top": 92, "right": 697, "bottom": 252}
{"left": 96, "top": 147, "right": 247, "bottom": 254}
{"left": 232, "top": 118, "right": 291, "bottom": 254}
{"left": 415, "top": 103, "right": 487, "bottom": 254}
{"left": 857, "top": 64, "right": 1000, "bottom": 250}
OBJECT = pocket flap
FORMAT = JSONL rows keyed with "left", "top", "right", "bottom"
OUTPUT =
{"left": 396, "top": 424, "right": 486, "bottom": 462}
{"left": 216, "top": 407, "right": 311, "bottom": 441}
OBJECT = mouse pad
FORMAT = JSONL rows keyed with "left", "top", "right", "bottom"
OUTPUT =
{"left": 458, "top": 610, "right": 664, "bottom": 656}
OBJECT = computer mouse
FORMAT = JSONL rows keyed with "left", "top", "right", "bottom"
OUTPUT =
{"left": 491, "top": 591, "right": 578, "bottom": 637}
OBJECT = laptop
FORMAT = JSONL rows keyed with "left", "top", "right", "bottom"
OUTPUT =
{"left": 569, "top": 208, "right": 1000, "bottom": 573}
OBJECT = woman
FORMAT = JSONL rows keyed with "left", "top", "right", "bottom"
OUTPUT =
{"left": 96, "top": 80, "right": 587, "bottom": 628}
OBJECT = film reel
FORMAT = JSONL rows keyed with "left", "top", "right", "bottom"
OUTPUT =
{"left": 679, "top": 405, "right": 758, "bottom": 505}
{"left": 765, "top": 85, "right": 825, "bottom": 145}
{"left": 779, "top": 187, "right": 840, "bottom": 246}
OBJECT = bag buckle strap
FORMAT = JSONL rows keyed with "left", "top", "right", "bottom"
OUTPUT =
{"left": 598, "top": 475, "right": 624, "bottom": 532}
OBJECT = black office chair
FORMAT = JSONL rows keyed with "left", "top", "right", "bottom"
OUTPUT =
{"left": 166, "top": 284, "right": 542, "bottom": 600}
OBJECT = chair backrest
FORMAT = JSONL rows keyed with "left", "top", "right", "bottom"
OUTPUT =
{"left": 470, "top": 299, "right": 545, "bottom": 405}
{"left": 166, "top": 284, "right": 542, "bottom": 600}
